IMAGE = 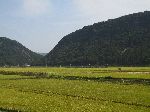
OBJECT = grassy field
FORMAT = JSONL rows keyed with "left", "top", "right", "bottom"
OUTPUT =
{"left": 0, "top": 67, "right": 150, "bottom": 112}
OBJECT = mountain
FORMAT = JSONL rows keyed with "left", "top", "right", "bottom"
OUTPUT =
{"left": 0, "top": 37, "right": 42, "bottom": 66}
{"left": 45, "top": 11, "right": 150, "bottom": 66}
{"left": 37, "top": 53, "right": 47, "bottom": 56}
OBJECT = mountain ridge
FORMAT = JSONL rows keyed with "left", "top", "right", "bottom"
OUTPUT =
{"left": 45, "top": 11, "right": 150, "bottom": 66}
{"left": 0, "top": 37, "right": 42, "bottom": 66}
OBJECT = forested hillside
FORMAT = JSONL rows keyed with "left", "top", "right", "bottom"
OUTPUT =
{"left": 45, "top": 11, "right": 150, "bottom": 66}
{"left": 0, "top": 37, "right": 42, "bottom": 66}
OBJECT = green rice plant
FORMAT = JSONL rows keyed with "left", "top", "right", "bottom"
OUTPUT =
{"left": 0, "top": 67, "right": 149, "bottom": 111}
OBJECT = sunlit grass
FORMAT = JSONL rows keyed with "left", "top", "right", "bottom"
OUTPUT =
{"left": 0, "top": 67, "right": 149, "bottom": 111}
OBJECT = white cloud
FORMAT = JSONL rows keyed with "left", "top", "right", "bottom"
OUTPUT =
{"left": 73, "top": 0, "right": 150, "bottom": 21}
{"left": 22, "top": 0, "right": 52, "bottom": 16}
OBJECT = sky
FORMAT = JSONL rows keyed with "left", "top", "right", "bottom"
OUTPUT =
{"left": 0, "top": 0, "right": 150, "bottom": 53}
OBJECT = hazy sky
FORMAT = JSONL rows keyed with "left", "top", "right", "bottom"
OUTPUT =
{"left": 0, "top": 0, "right": 150, "bottom": 53}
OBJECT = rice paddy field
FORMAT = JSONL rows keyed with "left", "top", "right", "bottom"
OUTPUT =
{"left": 0, "top": 67, "right": 150, "bottom": 112}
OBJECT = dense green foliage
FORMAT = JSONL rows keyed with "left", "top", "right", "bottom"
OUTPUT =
{"left": 45, "top": 11, "right": 150, "bottom": 66}
{"left": 0, "top": 67, "right": 149, "bottom": 111}
{"left": 0, "top": 37, "right": 42, "bottom": 66}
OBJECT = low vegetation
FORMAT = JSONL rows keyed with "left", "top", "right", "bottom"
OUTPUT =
{"left": 0, "top": 67, "right": 149, "bottom": 112}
